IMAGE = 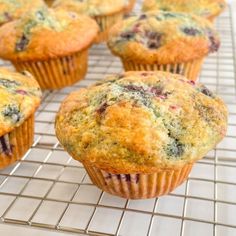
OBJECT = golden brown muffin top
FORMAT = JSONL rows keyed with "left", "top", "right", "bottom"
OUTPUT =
{"left": 0, "top": 0, "right": 45, "bottom": 25}
{"left": 0, "top": 0, "right": 46, "bottom": 25}
{"left": 107, "top": 11, "right": 220, "bottom": 64}
{"left": 142, "top": 0, "right": 226, "bottom": 20}
{"left": 55, "top": 71, "right": 228, "bottom": 174}
{"left": 0, "top": 68, "right": 41, "bottom": 136}
{"left": 53, "top": 0, "right": 126, "bottom": 16}
{"left": 0, "top": 8, "right": 99, "bottom": 61}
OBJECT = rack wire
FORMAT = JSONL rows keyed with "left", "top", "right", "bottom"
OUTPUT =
{"left": 0, "top": 3, "right": 236, "bottom": 236}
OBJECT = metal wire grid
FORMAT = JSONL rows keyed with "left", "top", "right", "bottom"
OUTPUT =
{"left": 0, "top": 5, "right": 235, "bottom": 236}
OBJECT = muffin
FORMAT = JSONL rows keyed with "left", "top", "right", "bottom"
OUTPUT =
{"left": 124, "top": 0, "right": 136, "bottom": 14}
{"left": 142, "top": 0, "right": 226, "bottom": 22}
{"left": 55, "top": 71, "right": 228, "bottom": 199}
{"left": 0, "top": 68, "right": 41, "bottom": 169}
{"left": 107, "top": 11, "right": 220, "bottom": 81}
{"left": 0, "top": 8, "right": 99, "bottom": 90}
{"left": 52, "top": 0, "right": 126, "bottom": 43}
{"left": 0, "top": 0, "right": 46, "bottom": 26}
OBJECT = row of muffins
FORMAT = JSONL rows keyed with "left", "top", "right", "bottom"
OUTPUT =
{"left": 0, "top": 0, "right": 228, "bottom": 199}
{"left": 0, "top": 0, "right": 225, "bottom": 91}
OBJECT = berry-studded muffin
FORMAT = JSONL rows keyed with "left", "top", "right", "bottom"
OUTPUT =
{"left": 142, "top": 0, "right": 226, "bottom": 22}
{"left": 55, "top": 71, "right": 228, "bottom": 199}
{"left": 124, "top": 0, "right": 136, "bottom": 14}
{"left": 52, "top": 0, "right": 126, "bottom": 43}
{"left": 0, "top": 68, "right": 41, "bottom": 169}
{"left": 108, "top": 11, "right": 220, "bottom": 81}
{"left": 0, "top": 7, "right": 99, "bottom": 90}
{"left": 0, "top": 0, "right": 46, "bottom": 26}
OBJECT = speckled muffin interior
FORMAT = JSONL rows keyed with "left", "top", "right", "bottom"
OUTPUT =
{"left": 0, "top": 68, "right": 41, "bottom": 137}
{"left": 52, "top": 0, "right": 126, "bottom": 16}
{"left": 0, "top": 0, "right": 46, "bottom": 25}
{"left": 108, "top": 11, "right": 220, "bottom": 64}
{"left": 142, "top": 0, "right": 226, "bottom": 20}
{"left": 0, "top": 7, "right": 99, "bottom": 61}
{"left": 55, "top": 71, "right": 228, "bottom": 174}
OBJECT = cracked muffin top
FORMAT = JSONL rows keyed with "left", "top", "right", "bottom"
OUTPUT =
{"left": 0, "top": 68, "right": 41, "bottom": 136}
{"left": 52, "top": 0, "right": 126, "bottom": 16}
{"left": 0, "top": 7, "right": 99, "bottom": 61}
{"left": 142, "top": 0, "right": 226, "bottom": 21}
{"left": 0, "top": 0, "right": 46, "bottom": 25}
{"left": 107, "top": 11, "right": 220, "bottom": 64}
{"left": 55, "top": 71, "right": 228, "bottom": 174}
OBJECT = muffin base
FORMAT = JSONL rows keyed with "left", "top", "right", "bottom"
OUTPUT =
{"left": 0, "top": 115, "right": 34, "bottom": 169}
{"left": 122, "top": 58, "right": 204, "bottom": 81}
{"left": 124, "top": 0, "right": 136, "bottom": 13}
{"left": 83, "top": 163, "right": 193, "bottom": 199}
{"left": 12, "top": 49, "right": 88, "bottom": 90}
{"left": 94, "top": 11, "right": 124, "bottom": 43}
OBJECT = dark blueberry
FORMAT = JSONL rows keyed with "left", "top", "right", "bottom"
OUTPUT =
{"left": 124, "top": 85, "right": 145, "bottom": 93}
{"left": 15, "top": 90, "right": 27, "bottom": 95}
{"left": 0, "top": 79, "right": 20, "bottom": 88}
{"left": 146, "top": 31, "right": 162, "bottom": 49}
{"left": 187, "top": 80, "right": 195, "bottom": 86}
{"left": 165, "top": 139, "right": 185, "bottom": 157}
{"left": 0, "top": 134, "right": 12, "bottom": 156}
{"left": 150, "top": 86, "right": 163, "bottom": 96}
{"left": 150, "top": 86, "right": 171, "bottom": 99}
{"left": 15, "top": 34, "right": 29, "bottom": 52}
{"left": 182, "top": 27, "right": 201, "bottom": 36}
{"left": 116, "top": 174, "right": 131, "bottom": 182}
{"left": 206, "top": 29, "right": 220, "bottom": 53}
{"left": 2, "top": 105, "right": 22, "bottom": 123}
{"left": 96, "top": 102, "right": 109, "bottom": 115}
{"left": 208, "top": 35, "right": 220, "bottom": 53}
{"left": 139, "top": 14, "right": 147, "bottom": 20}
{"left": 120, "top": 31, "right": 134, "bottom": 40}
{"left": 199, "top": 85, "right": 214, "bottom": 98}
{"left": 147, "top": 40, "right": 161, "bottom": 49}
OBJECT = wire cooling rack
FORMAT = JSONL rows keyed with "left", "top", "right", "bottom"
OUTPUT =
{"left": 0, "top": 3, "right": 236, "bottom": 236}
